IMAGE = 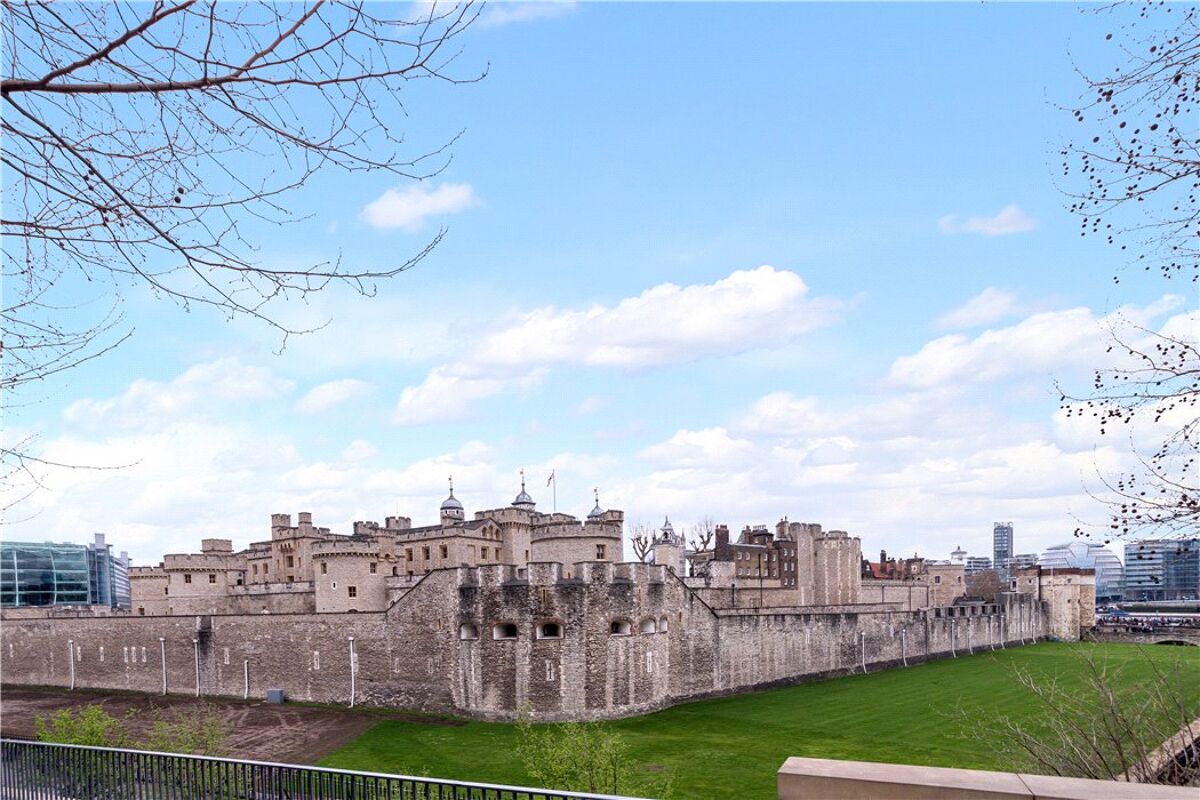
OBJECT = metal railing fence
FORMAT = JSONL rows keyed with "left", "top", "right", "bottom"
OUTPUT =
{"left": 0, "top": 739, "right": 649, "bottom": 800}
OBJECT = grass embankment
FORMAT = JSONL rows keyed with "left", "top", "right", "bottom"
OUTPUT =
{"left": 320, "top": 642, "right": 1200, "bottom": 798}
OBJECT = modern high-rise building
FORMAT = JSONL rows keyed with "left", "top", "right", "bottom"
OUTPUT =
{"left": 993, "top": 522, "right": 1013, "bottom": 576}
{"left": 1004, "top": 553, "right": 1038, "bottom": 576}
{"left": 0, "top": 533, "right": 130, "bottom": 609}
{"left": 1123, "top": 538, "right": 1200, "bottom": 601}
{"left": 965, "top": 556, "right": 992, "bottom": 575}
{"left": 1038, "top": 541, "right": 1124, "bottom": 602}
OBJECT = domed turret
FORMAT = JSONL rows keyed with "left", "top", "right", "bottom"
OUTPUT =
{"left": 440, "top": 476, "right": 464, "bottom": 523}
{"left": 588, "top": 487, "right": 604, "bottom": 520}
{"left": 513, "top": 469, "right": 536, "bottom": 511}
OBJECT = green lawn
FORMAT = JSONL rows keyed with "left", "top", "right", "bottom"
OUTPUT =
{"left": 320, "top": 642, "right": 1200, "bottom": 799}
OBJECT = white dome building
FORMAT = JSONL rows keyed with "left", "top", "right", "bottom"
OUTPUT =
{"left": 1038, "top": 541, "right": 1123, "bottom": 601}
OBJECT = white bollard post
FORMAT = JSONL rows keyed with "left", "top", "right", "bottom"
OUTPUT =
{"left": 67, "top": 640, "right": 75, "bottom": 690}
{"left": 159, "top": 637, "right": 167, "bottom": 695}
{"left": 243, "top": 659, "right": 249, "bottom": 700}
{"left": 192, "top": 639, "right": 200, "bottom": 697}
{"left": 348, "top": 636, "right": 356, "bottom": 708}
{"left": 901, "top": 628, "right": 907, "bottom": 667}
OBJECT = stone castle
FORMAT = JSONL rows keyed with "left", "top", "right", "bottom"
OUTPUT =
{"left": 0, "top": 480, "right": 1095, "bottom": 721}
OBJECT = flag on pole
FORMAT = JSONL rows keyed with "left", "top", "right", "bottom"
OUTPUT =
{"left": 546, "top": 470, "right": 555, "bottom": 487}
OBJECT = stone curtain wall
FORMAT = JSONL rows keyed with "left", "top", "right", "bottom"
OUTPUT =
{"left": 1, "top": 567, "right": 1048, "bottom": 722}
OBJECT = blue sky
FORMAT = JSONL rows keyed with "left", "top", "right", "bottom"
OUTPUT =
{"left": 4, "top": 2, "right": 1192, "bottom": 566}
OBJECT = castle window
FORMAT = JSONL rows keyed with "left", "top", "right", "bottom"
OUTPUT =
{"left": 184, "top": 574, "right": 192, "bottom": 584}
{"left": 286, "top": 556, "right": 294, "bottom": 568}
{"left": 321, "top": 562, "right": 328, "bottom": 574}
{"left": 287, "top": 575, "right": 295, "bottom": 583}
{"left": 348, "top": 586, "right": 357, "bottom": 598}
{"left": 469, "top": 545, "right": 476, "bottom": 560}
{"left": 422, "top": 547, "right": 430, "bottom": 560}
{"left": 406, "top": 548, "right": 414, "bottom": 561}
{"left": 208, "top": 574, "right": 216, "bottom": 584}
{"left": 164, "top": 587, "right": 169, "bottom": 595}
{"left": 659, "top": 616, "right": 669, "bottom": 632}
{"left": 440, "top": 545, "right": 448, "bottom": 559}
{"left": 459, "top": 623, "right": 479, "bottom": 640}
{"left": 481, "top": 547, "right": 488, "bottom": 560}
{"left": 610, "top": 620, "right": 632, "bottom": 636}
{"left": 369, "top": 562, "right": 377, "bottom": 574}
{"left": 264, "top": 564, "right": 269, "bottom": 574}
{"left": 493, "top": 623, "right": 518, "bottom": 640}
{"left": 934, "top": 576, "right": 942, "bottom": 584}
{"left": 537, "top": 622, "right": 563, "bottom": 639}
{"left": 392, "top": 566, "right": 398, "bottom": 576}
{"left": 639, "top": 618, "right": 657, "bottom": 634}
{"left": 253, "top": 564, "right": 258, "bottom": 575}
{"left": 596, "top": 544, "right": 606, "bottom": 560}
{"left": 138, "top": 608, "right": 145, "bottom": 616}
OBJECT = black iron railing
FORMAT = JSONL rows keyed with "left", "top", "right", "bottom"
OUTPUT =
{"left": 0, "top": 739, "right": 648, "bottom": 800}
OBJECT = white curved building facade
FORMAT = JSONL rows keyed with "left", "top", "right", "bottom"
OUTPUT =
{"left": 1038, "top": 541, "right": 1123, "bottom": 601}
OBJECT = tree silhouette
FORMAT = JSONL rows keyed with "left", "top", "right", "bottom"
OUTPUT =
{"left": 1, "top": 1, "right": 481, "bottom": 489}
{"left": 1059, "top": 1, "right": 1198, "bottom": 540}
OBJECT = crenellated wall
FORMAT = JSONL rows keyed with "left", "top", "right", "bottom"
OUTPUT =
{"left": 0, "top": 566, "right": 1050, "bottom": 722}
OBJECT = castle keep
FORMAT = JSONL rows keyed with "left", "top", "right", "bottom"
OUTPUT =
{"left": 0, "top": 482, "right": 1093, "bottom": 722}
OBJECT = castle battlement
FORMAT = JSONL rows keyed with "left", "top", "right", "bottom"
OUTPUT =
{"left": 311, "top": 539, "right": 379, "bottom": 558}
{"left": 162, "top": 553, "right": 244, "bottom": 570}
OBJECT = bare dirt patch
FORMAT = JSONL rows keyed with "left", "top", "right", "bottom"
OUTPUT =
{"left": 0, "top": 686, "right": 457, "bottom": 764}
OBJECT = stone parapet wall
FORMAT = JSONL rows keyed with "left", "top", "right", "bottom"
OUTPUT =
{"left": 777, "top": 757, "right": 1196, "bottom": 799}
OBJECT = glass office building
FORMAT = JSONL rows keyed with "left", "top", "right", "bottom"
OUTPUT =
{"left": 1038, "top": 541, "right": 1124, "bottom": 602}
{"left": 1123, "top": 538, "right": 1200, "bottom": 601}
{"left": 993, "top": 522, "right": 1014, "bottom": 576}
{"left": 0, "top": 533, "right": 130, "bottom": 608}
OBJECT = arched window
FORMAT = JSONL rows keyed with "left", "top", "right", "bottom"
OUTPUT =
{"left": 639, "top": 618, "right": 657, "bottom": 634}
{"left": 493, "top": 622, "right": 519, "bottom": 640}
{"left": 610, "top": 619, "right": 632, "bottom": 636}
{"left": 537, "top": 621, "right": 563, "bottom": 639}
{"left": 459, "top": 623, "right": 479, "bottom": 640}
{"left": 659, "top": 616, "right": 669, "bottom": 633}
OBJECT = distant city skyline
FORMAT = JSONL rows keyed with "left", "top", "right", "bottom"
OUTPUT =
{"left": 3, "top": 3, "right": 1194, "bottom": 566}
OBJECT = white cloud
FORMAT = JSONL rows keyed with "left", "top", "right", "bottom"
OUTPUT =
{"left": 393, "top": 266, "right": 844, "bottom": 425}
{"left": 63, "top": 358, "right": 293, "bottom": 430}
{"left": 341, "top": 439, "right": 379, "bottom": 462}
{"left": 474, "top": 266, "right": 840, "bottom": 370}
{"left": 938, "top": 204, "right": 1037, "bottom": 236}
{"left": 888, "top": 298, "right": 1187, "bottom": 389}
{"left": 393, "top": 368, "right": 546, "bottom": 425}
{"left": 296, "top": 379, "right": 372, "bottom": 414}
{"left": 626, "top": 389, "right": 1134, "bottom": 563}
{"left": 639, "top": 427, "right": 756, "bottom": 468}
{"left": 577, "top": 396, "right": 609, "bottom": 415}
{"left": 937, "top": 288, "right": 1020, "bottom": 329}
{"left": 479, "top": 1, "right": 577, "bottom": 28}
{"left": 360, "top": 182, "right": 478, "bottom": 231}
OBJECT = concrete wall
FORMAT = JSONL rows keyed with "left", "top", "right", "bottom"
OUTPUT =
{"left": 777, "top": 757, "right": 1196, "bottom": 799}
